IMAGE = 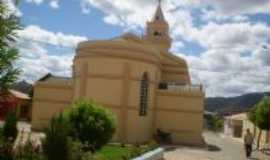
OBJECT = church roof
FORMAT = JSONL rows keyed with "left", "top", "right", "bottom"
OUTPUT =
{"left": 9, "top": 89, "right": 30, "bottom": 100}
{"left": 112, "top": 32, "right": 144, "bottom": 43}
{"left": 38, "top": 73, "right": 71, "bottom": 82}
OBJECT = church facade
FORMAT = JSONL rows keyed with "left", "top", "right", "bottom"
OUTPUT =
{"left": 32, "top": 3, "right": 205, "bottom": 145}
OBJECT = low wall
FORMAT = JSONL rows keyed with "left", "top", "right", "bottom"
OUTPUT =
{"left": 155, "top": 90, "right": 204, "bottom": 145}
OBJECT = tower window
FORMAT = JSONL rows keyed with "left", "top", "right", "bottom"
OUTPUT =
{"left": 139, "top": 72, "right": 149, "bottom": 116}
{"left": 156, "top": 16, "right": 160, "bottom": 20}
{"left": 154, "top": 31, "right": 162, "bottom": 36}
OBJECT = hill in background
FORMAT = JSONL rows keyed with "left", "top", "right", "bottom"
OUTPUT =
{"left": 205, "top": 92, "right": 270, "bottom": 116}
{"left": 12, "top": 80, "right": 33, "bottom": 95}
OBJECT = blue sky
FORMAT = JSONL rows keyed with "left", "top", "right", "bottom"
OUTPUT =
{"left": 4, "top": 0, "right": 270, "bottom": 97}
{"left": 20, "top": 0, "right": 123, "bottom": 40}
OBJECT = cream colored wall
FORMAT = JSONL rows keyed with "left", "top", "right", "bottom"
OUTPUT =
{"left": 126, "top": 110, "right": 154, "bottom": 143}
{"left": 73, "top": 54, "right": 159, "bottom": 143}
{"left": 155, "top": 90, "right": 204, "bottom": 145}
{"left": 31, "top": 82, "right": 73, "bottom": 130}
{"left": 159, "top": 53, "right": 190, "bottom": 84}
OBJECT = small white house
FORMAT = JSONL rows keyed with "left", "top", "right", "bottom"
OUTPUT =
{"left": 224, "top": 113, "right": 246, "bottom": 138}
{"left": 224, "top": 112, "right": 270, "bottom": 148}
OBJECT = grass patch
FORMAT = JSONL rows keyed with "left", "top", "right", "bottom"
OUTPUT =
{"left": 95, "top": 142, "right": 159, "bottom": 160}
{"left": 95, "top": 145, "right": 133, "bottom": 160}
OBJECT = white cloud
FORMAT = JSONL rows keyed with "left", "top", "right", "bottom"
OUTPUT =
{"left": 25, "top": 0, "right": 62, "bottom": 9}
{"left": 204, "top": 0, "right": 270, "bottom": 15}
{"left": 171, "top": 41, "right": 184, "bottom": 52}
{"left": 177, "top": 40, "right": 270, "bottom": 97}
{"left": 186, "top": 22, "right": 270, "bottom": 50}
{"left": 26, "top": 0, "right": 44, "bottom": 5}
{"left": 254, "top": 44, "right": 270, "bottom": 66}
{"left": 201, "top": 9, "right": 248, "bottom": 23}
{"left": 16, "top": 25, "right": 87, "bottom": 82}
{"left": 49, "top": 0, "right": 59, "bottom": 9}
{"left": 17, "top": 25, "right": 87, "bottom": 48}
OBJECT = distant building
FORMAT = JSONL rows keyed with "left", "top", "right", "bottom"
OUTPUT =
{"left": 0, "top": 89, "right": 31, "bottom": 120}
{"left": 224, "top": 112, "right": 270, "bottom": 147}
{"left": 31, "top": 2, "right": 204, "bottom": 145}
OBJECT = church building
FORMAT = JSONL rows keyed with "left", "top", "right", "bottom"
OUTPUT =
{"left": 32, "top": 2, "right": 205, "bottom": 145}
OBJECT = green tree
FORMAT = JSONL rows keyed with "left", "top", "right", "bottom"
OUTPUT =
{"left": 248, "top": 105, "right": 257, "bottom": 125}
{"left": 42, "top": 113, "right": 72, "bottom": 160}
{"left": 207, "top": 115, "right": 223, "bottom": 132}
{"left": 0, "top": 1, "right": 21, "bottom": 94}
{"left": 66, "top": 99, "right": 116, "bottom": 152}
{"left": 248, "top": 105, "right": 260, "bottom": 148}
{"left": 248, "top": 96, "right": 270, "bottom": 149}
{"left": 3, "top": 112, "right": 18, "bottom": 142}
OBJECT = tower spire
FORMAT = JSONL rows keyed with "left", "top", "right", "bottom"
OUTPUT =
{"left": 144, "top": 0, "right": 172, "bottom": 51}
{"left": 152, "top": 0, "right": 165, "bottom": 22}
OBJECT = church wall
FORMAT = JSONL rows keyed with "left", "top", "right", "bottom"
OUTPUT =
{"left": 159, "top": 52, "right": 191, "bottom": 84}
{"left": 31, "top": 82, "right": 73, "bottom": 130}
{"left": 73, "top": 54, "right": 160, "bottom": 143}
{"left": 155, "top": 90, "right": 204, "bottom": 145}
{"left": 86, "top": 78, "right": 122, "bottom": 105}
{"left": 125, "top": 110, "right": 154, "bottom": 143}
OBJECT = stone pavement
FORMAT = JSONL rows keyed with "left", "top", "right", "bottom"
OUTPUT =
{"left": 164, "top": 132, "right": 270, "bottom": 160}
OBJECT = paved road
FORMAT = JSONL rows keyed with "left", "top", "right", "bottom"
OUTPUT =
{"left": 164, "top": 132, "right": 269, "bottom": 160}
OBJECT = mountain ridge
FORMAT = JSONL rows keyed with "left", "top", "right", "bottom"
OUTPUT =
{"left": 205, "top": 92, "right": 270, "bottom": 116}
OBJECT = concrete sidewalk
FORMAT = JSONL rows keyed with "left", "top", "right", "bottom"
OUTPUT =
{"left": 164, "top": 132, "right": 269, "bottom": 160}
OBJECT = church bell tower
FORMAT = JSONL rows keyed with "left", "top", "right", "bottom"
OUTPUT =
{"left": 144, "top": 0, "right": 172, "bottom": 51}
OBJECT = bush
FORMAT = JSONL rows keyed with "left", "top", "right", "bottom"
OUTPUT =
{"left": 3, "top": 112, "right": 18, "bottom": 142}
{"left": 42, "top": 113, "right": 72, "bottom": 160}
{"left": 66, "top": 99, "right": 116, "bottom": 152}
{"left": 69, "top": 140, "right": 93, "bottom": 160}
{"left": 207, "top": 115, "right": 223, "bottom": 132}
{"left": 15, "top": 138, "right": 42, "bottom": 160}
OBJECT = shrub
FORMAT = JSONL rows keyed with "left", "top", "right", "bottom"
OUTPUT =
{"left": 15, "top": 138, "right": 42, "bottom": 160}
{"left": 66, "top": 99, "right": 116, "bottom": 152}
{"left": 3, "top": 112, "right": 18, "bottom": 142}
{"left": 207, "top": 115, "right": 223, "bottom": 132}
{"left": 69, "top": 140, "right": 93, "bottom": 160}
{"left": 42, "top": 113, "right": 72, "bottom": 160}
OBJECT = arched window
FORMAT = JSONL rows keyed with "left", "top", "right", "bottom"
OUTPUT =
{"left": 139, "top": 72, "right": 149, "bottom": 116}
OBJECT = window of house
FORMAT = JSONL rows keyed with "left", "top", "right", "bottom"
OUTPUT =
{"left": 139, "top": 72, "right": 149, "bottom": 116}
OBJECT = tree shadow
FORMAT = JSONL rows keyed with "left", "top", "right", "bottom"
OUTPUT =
{"left": 207, "top": 144, "right": 221, "bottom": 152}
{"left": 163, "top": 146, "right": 182, "bottom": 151}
